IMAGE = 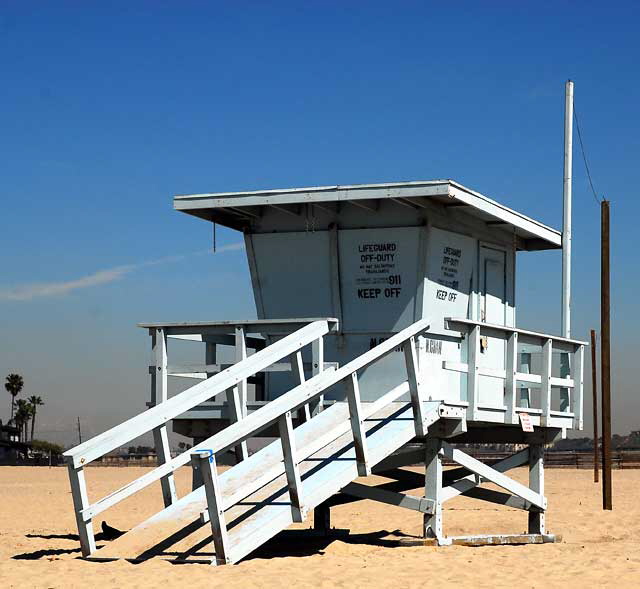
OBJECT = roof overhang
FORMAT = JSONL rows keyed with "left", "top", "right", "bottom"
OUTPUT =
{"left": 174, "top": 180, "right": 562, "bottom": 251}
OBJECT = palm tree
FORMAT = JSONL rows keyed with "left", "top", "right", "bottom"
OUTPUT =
{"left": 27, "top": 395, "right": 44, "bottom": 442}
{"left": 5, "top": 374, "right": 24, "bottom": 420}
{"left": 15, "top": 399, "right": 31, "bottom": 442}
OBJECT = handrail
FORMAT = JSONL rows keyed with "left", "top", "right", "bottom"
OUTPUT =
{"left": 445, "top": 318, "right": 588, "bottom": 346}
{"left": 63, "top": 320, "right": 332, "bottom": 469}
{"left": 188, "top": 318, "right": 431, "bottom": 462}
{"left": 444, "top": 317, "right": 585, "bottom": 430}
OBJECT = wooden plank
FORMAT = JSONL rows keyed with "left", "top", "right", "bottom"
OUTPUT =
{"left": 279, "top": 411, "right": 306, "bottom": 522}
{"left": 309, "top": 336, "right": 324, "bottom": 416}
{"left": 64, "top": 319, "right": 332, "bottom": 467}
{"left": 345, "top": 373, "right": 370, "bottom": 476}
{"left": 67, "top": 463, "right": 96, "bottom": 556}
{"left": 291, "top": 351, "right": 310, "bottom": 423}
{"left": 341, "top": 482, "right": 434, "bottom": 514}
{"left": 150, "top": 328, "right": 177, "bottom": 507}
{"left": 441, "top": 443, "right": 544, "bottom": 509}
{"left": 467, "top": 325, "right": 480, "bottom": 421}
{"left": 505, "top": 332, "right": 518, "bottom": 425}
{"left": 441, "top": 448, "right": 529, "bottom": 502}
{"left": 540, "top": 338, "right": 553, "bottom": 426}
{"left": 226, "top": 387, "right": 248, "bottom": 462}
{"left": 192, "top": 451, "right": 230, "bottom": 565}
{"left": 235, "top": 326, "right": 248, "bottom": 418}
{"left": 446, "top": 317, "right": 587, "bottom": 346}
{"left": 423, "top": 438, "right": 443, "bottom": 539}
{"left": 528, "top": 445, "right": 545, "bottom": 533}
{"left": 462, "top": 487, "right": 532, "bottom": 511}
{"left": 398, "top": 533, "right": 557, "bottom": 547}
{"left": 404, "top": 336, "right": 426, "bottom": 437}
{"left": 572, "top": 344, "right": 585, "bottom": 430}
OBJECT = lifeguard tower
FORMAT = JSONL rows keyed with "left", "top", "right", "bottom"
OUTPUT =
{"left": 63, "top": 179, "right": 586, "bottom": 565}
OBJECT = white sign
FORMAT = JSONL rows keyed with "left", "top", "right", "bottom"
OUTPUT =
{"left": 519, "top": 412, "right": 534, "bottom": 432}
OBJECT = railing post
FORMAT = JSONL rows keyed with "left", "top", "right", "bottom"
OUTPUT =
{"left": 572, "top": 344, "right": 584, "bottom": 430}
{"left": 192, "top": 450, "right": 231, "bottom": 565}
{"left": 540, "top": 339, "right": 553, "bottom": 426}
{"left": 309, "top": 336, "right": 324, "bottom": 416}
{"left": 404, "top": 335, "right": 426, "bottom": 437}
{"left": 467, "top": 325, "right": 481, "bottom": 422}
{"left": 291, "top": 350, "right": 310, "bottom": 422}
{"left": 528, "top": 444, "right": 545, "bottom": 534}
{"left": 235, "top": 326, "right": 248, "bottom": 418}
{"left": 345, "top": 372, "right": 370, "bottom": 476}
{"left": 226, "top": 387, "right": 249, "bottom": 462}
{"left": 519, "top": 351, "right": 532, "bottom": 408}
{"left": 67, "top": 462, "right": 96, "bottom": 556}
{"left": 505, "top": 332, "right": 518, "bottom": 425}
{"left": 423, "top": 438, "right": 443, "bottom": 541}
{"left": 278, "top": 411, "right": 306, "bottom": 522}
{"left": 150, "top": 328, "right": 177, "bottom": 507}
{"left": 559, "top": 350, "right": 571, "bottom": 413}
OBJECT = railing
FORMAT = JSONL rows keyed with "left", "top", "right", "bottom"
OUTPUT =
{"left": 190, "top": 317, "right": 432, "bottom": 564}
{"left": 444, "top": 318, "right": 587, "bottom": 429}
{"left": 63, "top": 318, "right": 338, "bottom": 556}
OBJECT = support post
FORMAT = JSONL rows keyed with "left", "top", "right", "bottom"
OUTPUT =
{"left": 345, "top": 372, "right": 370, "bottom": 476}
{"left": 590, "top": 329, "right": 599, "bottom": 483}
{"left": 309, "top": 336, "right": 324, "bottom": 416}
{"left": 423, "top": 438, "right": 443, "bottom": 541}
{"left": 278, "top": 411, "right": 306, "bottom": 522}
{"left": 192, "top": 451, "right": 231, "bottom": 565}
{"left": 601, "top": 200, "right": 612, "bottom": 510}
{"left": 505, "top": 332, "right": 518, "bottom": 424}
{"left": 67, "top": 463, "right": 96, "bottom": 556}
{"left": 404, "top": 336, "right": 426, "bottom": 437}
{"left": 313, "top": 501, "right": 331, "bottom": 535}
{"left": 572, "top": 344, "right": 584, "bottom": 430}
{"left": 226, "top": 387, "right": 249, "bottom": 462}
{"left": 150, "top": 328, "right": 177, "bottom": 507}
{"left": 235, "top": 326, "right": 248, "bottom": 418}
{"left": 466, "top": 325, "right": 480, "bottom": 422}
{"left": 540, "top": 339, "right": 553, "bottom": 426}
{"left": 528, "top": 445, "right": 545, "bottom": 534}
{"left": 291, "top": 350, "right": 310, "bottom": 422}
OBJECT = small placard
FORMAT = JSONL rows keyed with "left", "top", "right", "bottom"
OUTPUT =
{"left": 519, "top": 412, "right": 534, "bottom": 432}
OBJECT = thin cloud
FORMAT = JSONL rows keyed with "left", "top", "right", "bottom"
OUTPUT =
{"left": 0, "top": 242, "right": 245, "bottom": 302}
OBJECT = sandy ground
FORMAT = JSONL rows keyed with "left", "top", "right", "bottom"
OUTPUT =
{"left": 0, "top": 466, "right": 639, "bottom": 588}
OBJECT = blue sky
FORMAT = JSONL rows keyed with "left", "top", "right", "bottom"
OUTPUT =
{"left": 1, "top": 1, "right": 638, "bottom": 444}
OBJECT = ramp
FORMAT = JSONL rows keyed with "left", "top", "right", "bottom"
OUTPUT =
{"left": 64, "top": 318, "right": 436, "bottom": 564}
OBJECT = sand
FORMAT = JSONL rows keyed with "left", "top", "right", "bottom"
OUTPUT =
{"left": 1, "top": 465, "right": 639, "bottom": 588}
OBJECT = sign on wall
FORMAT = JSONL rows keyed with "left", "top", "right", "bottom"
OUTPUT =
{"left": 425, "top": 227, "right": 475, "bottom": 333}
{"left": 339, "top": 227, "right": 420, "bottom": 333}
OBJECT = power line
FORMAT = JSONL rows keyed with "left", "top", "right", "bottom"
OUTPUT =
{"left": 573, "top": 102, "right": 602, "bottom": 204}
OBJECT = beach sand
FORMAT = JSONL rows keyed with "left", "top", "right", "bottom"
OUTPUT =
{"left": 1, "top": 465, "right": 638, "bottom": 588}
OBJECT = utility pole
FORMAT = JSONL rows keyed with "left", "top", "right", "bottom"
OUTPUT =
{"left": 77, "top": 416, "right": 83, "bottom": 445}
{"left": 601, "top": 200, "right": 612, "bottom": 510}
{"left": 590, "top": 329, "right": 599, "bottom": 483}
{"left": 562, "top": 79, "right": 574, "bottom": 339}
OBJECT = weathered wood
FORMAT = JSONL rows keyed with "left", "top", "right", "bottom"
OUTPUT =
{"left": 235, "top": 326, "right": 248, "bottom": 418}
{"left": 398, "top": 533, "right": 558, "bottom": 547}
{"left": 572, "top": 344, "right": 584, "bottom": 430}
{"left": 591, "top": 330, "right": 599, "bottom": 483}
{"left": 601, "top": 202, "right": 612, "bottom": 510}
{"left": 345, "top": 372, "right": 370, "bottom": 476}
{"left": 226, "top": 387, "right": 249, "bottom": 462}
{"left": 279, "top": 411, "right": 306, "bottom": 522}
{"left": 309, "top": 336, "right": 324, "bottom": 416}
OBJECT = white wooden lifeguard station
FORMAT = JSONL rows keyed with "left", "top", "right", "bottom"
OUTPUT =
{"left": 63, "top": 179, "right": 586, "bottom": 565}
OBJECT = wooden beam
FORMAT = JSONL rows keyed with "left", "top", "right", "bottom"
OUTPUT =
{"left": 341, "top": 481, "right": 434, "bottom": 514}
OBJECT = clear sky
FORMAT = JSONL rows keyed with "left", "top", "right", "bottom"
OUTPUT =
{"left": 1, "top": 1, "right": 638, "bottom": 446}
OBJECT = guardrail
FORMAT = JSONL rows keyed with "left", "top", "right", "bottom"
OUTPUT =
{"left": 63, "top": 318, "right": 338, "bottom": 556}
{"left": 444, "top": 318, "right": 587, "bottom": 429}
{"left": 190, "top": 317, "right": 433, "bottom": 564}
